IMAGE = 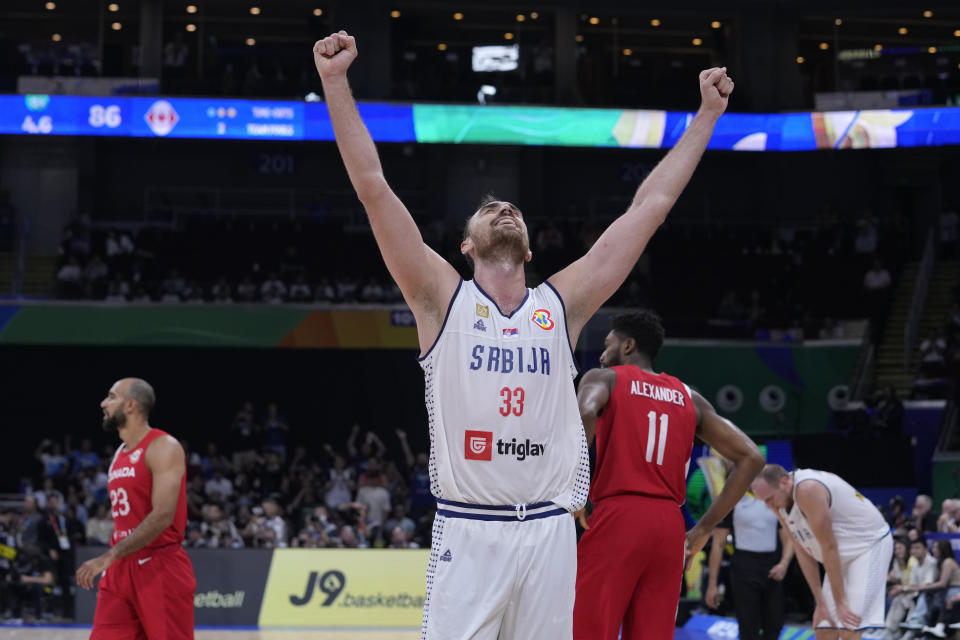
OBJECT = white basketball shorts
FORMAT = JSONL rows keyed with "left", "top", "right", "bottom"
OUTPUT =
{"left": 819, "top": 531, "right": 893, "bottom": 631}
{"left": 421, "top": 499, "right": 576, "bottom": 640}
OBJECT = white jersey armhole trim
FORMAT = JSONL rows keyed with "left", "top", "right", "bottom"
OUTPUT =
{"left": 543, "top": 280, "right": 578, "bottom": 373}
{"left": 416, "top": 278, "right": 464, "bottom": 362}
{"left": 794, "top": 477, "right": 833, "bottom": 509}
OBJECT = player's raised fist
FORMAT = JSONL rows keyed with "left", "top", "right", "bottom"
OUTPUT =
{"left": 698, "top": 67, "right": 734, "bottom": 117}
{"left": 313, "top": 30, "right": 357, "bottom": 80}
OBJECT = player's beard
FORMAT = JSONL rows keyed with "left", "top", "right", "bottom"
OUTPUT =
{"left": 102, "top": 408, "right": 126, "bottom": 433}
{"left": 473, "top": 223, "right": 529, "bottom": 265}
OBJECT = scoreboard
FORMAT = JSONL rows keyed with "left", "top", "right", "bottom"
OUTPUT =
{"left": 0, "top": 94, "right": 416, "bottom": 142}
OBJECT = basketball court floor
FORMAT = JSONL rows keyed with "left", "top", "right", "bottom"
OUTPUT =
{"left": 0, "top": 626, "right": 757, "bottom": 639}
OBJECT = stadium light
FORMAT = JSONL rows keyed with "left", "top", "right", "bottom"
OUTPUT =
{"left": 477, "top": 85, "right": 497, "bottom": 105}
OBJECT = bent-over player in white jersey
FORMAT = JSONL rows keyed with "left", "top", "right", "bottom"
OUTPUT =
{"left": 313, "top": 29, "right": 734, "bottom": 640}
{"left": 751, "top": 465, "right": 892, "bottom": 640}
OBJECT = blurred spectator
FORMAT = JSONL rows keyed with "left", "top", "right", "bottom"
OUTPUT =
{"left": 384, "top": 503, "right": 415, "bottom": 542}
{"left": 236, "top": 276, "right": 257, "bottom": 302}
{"left": 854, "top": 211, "right": 879, "bottom": 254}
{"left": 85, "top": 503, "right": 112, "bottom": 546}
{"left": 314, "top": 278, "right": 337, "bottom": 303}
{"left": 34, "top": 440, "right": 68, "bottom": 478}
{"left": 260, "top": 274, "right": 287, "bottom": 303}
{"left": 397, "top": 429, "right": 432, "bottom": 519}
{"left": 347, "top": 424, "right": 385, "bottom": 476}
{"left": 56, "top": 258, "right": 82, "bottom": 298}
{"left": 355, "top": 457, "right": 391, "bottom": 539}
{"left": 204, "top": 469, "right": 234, "bottom": 500}
{"left": 323, "top": 453, "right": 355, "bottom": 510}
{"left": 872, "top": 386, "right": 904, "bottom": 434}
{"left": 883, "top": 536, "right": 937, "bottom": 639}
{"left": 261, "top": 498, "right": 288, "bottom": 548}
{"left": 919, "top": 331, "right": 948, "bottom": 378}
{"left": 4, "top": 545, "right": 56, "bottom": 622}
{"left": 864, "top": 258, "right": 892, "bottom": 293}
{"left": 15, "top": 496, "right": 43, "bottom": 549}
{"left": 230, "top": 401, "right": 260, "bottom": 471}
{"left": 200, "top": 504, "right": 243, "bottom": 549}
{"left": 887, "top": 496, "right": 907, "bottom": 530}
{"left": 163, "top": 32, "right": 189, "bottom": 71}
{"left": 388, "top": 525, "right": 419, "bottom": 549}
{"left": 913, "top": 495, "right": 938, "bottom": 533}
{"left": 939, "top": 500, "right": 960, "bottom": 533}
{"left": 262, "top": 403, "right": 289, "bottom": 459}
{"left": 289, "top": 274, "right": 312, "bottom": 302}
{"left": 184, "top": 524, "right": 206, "bottom": 548}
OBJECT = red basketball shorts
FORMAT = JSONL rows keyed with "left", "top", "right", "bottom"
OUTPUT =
{"left": 91, "top": 543, "right": 196, "bottom": 640}
{"left": 574, "top": 494, "right": 686, "bottom": 640}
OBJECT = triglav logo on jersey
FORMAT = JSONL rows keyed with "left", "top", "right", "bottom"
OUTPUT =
{"left": 463, "top": 430, "right": 546, "bottom": 462}
{"left": 531, "top": 309, "right": 554, "bottom": 330}
{"left": 464, "top": 430, "right": 493, "bottom": 461}
{"left": 144, "top": 100, "right": 180, "bottom": 136}
{"left": 129, "top": 448, "right": 143, "bottom": 464}
{"left": 476, "top": 303, "right": 489, "bottom": 318}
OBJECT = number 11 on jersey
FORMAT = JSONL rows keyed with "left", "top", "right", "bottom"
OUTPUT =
{"left": 646, "top": 411, "right": 669, "bottom": 465}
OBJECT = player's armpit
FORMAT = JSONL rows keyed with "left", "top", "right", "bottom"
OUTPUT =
{"left": 576, "top": 368, "right": 615, "bottom": 446}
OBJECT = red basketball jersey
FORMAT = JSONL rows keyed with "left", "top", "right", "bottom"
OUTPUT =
{"left": 590, "top": 366, "right": 698, "bottom": 504}
{"left": 107, "top": 428, "right": 187, "bottom": 548}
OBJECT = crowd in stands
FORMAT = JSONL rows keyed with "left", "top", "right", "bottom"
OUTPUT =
{"left": 1, "top": 405, "right": 432, "bottom": 621}
{"left": 52, "top": 205, "right": 909, "bottom": 340}
{"left": 878, "top": 496, "right": 960, "bottom": 639}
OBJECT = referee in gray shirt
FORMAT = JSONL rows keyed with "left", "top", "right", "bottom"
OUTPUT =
{"left": 706, "top": 491, "right": 795, "bottom": 640}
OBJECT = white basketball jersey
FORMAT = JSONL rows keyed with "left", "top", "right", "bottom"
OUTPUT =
{"left": 418, "top": 279, "right": 590, "bottom": 511}
{"left": 780, "top": 468, "right": 889, "bottom": 563}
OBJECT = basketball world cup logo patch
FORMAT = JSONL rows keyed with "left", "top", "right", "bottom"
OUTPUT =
{"left": 531, "top": 309, "right": 554, "bottom": 330}
{"left": 129, "top": 448, "right": 143, "bottom": 464}
{"left": 464, "top": 430, "right": 493, "bottom": 461}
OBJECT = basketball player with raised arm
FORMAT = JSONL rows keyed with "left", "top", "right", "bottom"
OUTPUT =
{"left": 76, "top": 378, "right": 195, "bottom": 640}
{"left": 751, "top": 464, "right": 893, "bottom": 640}
{"left": 313, "top": 30, "right": 733, "bottom": 640}
{"left": 573, "top": 311, "right": 764, "bottom": 639}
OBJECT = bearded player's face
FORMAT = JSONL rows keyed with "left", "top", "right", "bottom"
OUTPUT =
{"left": 100, "top": 383, "right": 127, "bottom": 433}
{"left": 599, "top": 331, "right": 624, "bottom": 368}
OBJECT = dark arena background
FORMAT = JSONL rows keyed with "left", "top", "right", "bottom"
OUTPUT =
{"left": 0, "top": 0, "right": 959, "bottom": 638}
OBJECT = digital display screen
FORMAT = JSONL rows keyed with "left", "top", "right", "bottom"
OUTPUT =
{"left": 471, "top": 45, "right": 520, "bottom": 72}
{"left": 2, "top": 93, "right": 960, "bottom": 151}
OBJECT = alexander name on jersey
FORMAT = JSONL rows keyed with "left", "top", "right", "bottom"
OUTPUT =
{"left": 629, "top": 380, "right": 686, "bottom": 407}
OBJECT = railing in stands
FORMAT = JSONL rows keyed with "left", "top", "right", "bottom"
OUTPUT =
{"left": 905, "top": 229, "right": 937, "bottom": 370}
{"left": 852, "top": 340, "right": 876, "bottom": 402}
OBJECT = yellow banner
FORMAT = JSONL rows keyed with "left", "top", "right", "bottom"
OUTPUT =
{"left": 259, "top": 549, "right": 429, "bottom": 627}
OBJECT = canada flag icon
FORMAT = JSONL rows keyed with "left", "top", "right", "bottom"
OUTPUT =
{"left": 144, "top": 100, "right": 179, "bottom": 136}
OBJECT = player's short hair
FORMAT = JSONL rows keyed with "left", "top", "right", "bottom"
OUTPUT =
{"left": 461, "top": 194, "right": 501, "bottom": 271}
{"left": 757, "top": 463, "right": 789, "bottom": 487}
{"left": 125, "top": 378, "right": 156, "bottom": 416}
{"left": 610, "top": 310, "right": 665, "bottom": 361}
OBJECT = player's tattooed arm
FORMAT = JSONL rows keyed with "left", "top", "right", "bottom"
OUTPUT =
{"left": 76, "top": 436, "right": 186, "bottom": 589}
{"left": 576, "top": 368, "right": 616, "bottom": 446}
